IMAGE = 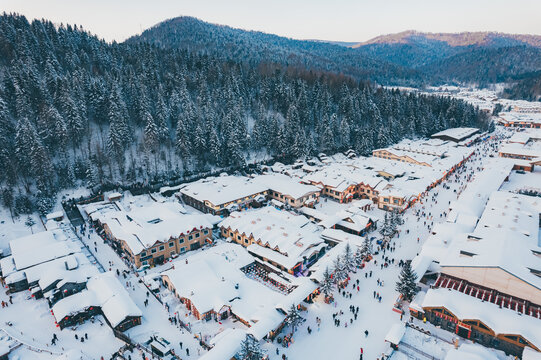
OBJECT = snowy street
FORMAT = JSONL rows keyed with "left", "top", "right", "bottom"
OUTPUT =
{"left": 261, "top": 139, "right": 501, "bottom": 360}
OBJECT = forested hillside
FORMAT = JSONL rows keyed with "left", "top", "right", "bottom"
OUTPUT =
{"left": 130, "top": 19, "right": 541, "bottom": 87}
{"left": 0, "top": 14, "right": 489, "bottom": 216}
{"left": 501, "top": 72, "right": 541, "bottom": 101}
{"left": 126, "top": 16, "right": 419, "bottom": 84}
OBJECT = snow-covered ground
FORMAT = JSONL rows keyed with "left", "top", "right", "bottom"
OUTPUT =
{"left": 0, "top": 129, "right": 522, "bottom": 360}
{"left": 260, "top": 137, "right": 505, "bottom": 360}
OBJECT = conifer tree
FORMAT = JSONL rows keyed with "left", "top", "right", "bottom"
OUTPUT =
{"left": 237, "top": 334, "right": 264, "bottom": 360}
{"left": 332, "top": 256, "right": 347, "bottom": 284}
{"left": 286, "top": 304, "right": 303, "bottom": 333}
{"left": 343, "top": 243, "right": 356, "bottom": 273}
{"left": 396, "top": 260, "right": 418, "bottom": 302}
{"left": 320, "top": 266, "right": 334, "bottom": 299}
{"left": 360, "top": 237, "right": 372, "bottom": 261}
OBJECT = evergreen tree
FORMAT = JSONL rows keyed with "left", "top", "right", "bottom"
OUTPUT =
{"left": 332, "top": 256, "right": 348, "bottom": 284}
{"left": 286, "top": 304, "right": 303, "bottom": 333}
{"left": 342, "top": 243, "right": 356, "bottom": 273}
{"left": 320, "top": 266, "right": 334, "bottom": 299}
{"left": 360, "top": 237, "right": 372, "bottom": 261}
{"left": 237, "top": 334, "right": 264, "bottom": 360}
{"left": 395, "top": 260, "right": 418, "bottom": 302}
{"left": 379, "top": 212, "right": 395, "bottom": 241}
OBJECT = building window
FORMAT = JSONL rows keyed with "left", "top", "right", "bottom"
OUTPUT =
{"left": 179, "top": 238, "right": 184, "bottom": 244}
{"left": 244, "top": 239, "right": 249, "bottom": 244}
{"left": 151, "top": 248, "right": 157, "bottom": 254}
{"left": 189, "top": 235, "right": 193, "bottom": 240}
{"left": 203, "top": 229, "right": 209, "bottom": 235}
{"left": 140, "top": 252, "right": 147, "bottom": 257}
{"left": 180, "top": 247, "right": 186, "bottom": 253}
{"left": 159, "top": 245, "right": 165, "bottom": 251}
{"left": 169, "top": 242, "right": 175, "bottom": 248}
{"left": 195, "top": 233, "right": 200, "bottom": 238}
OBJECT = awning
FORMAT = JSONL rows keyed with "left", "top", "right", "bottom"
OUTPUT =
{"left": 385, "top": 323, "right": 406, "bottom": 345}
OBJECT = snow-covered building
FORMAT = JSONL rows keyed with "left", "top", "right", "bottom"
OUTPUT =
{"left": 431, "top": 127, "right": 480, "bottom": 143}
{"left": 161, "top": 243, "right": 316, "bottom": 338}
{"left": 254, "top": 173, "right": 321, "bottom": 208}
{"left": 0, "top": 230, "right": 86, "bottom": 293}
{"left": 436, "top": 191, "right": 541, "bottom": 312}
{"left": 303, "top": 164, "right": 385, "bottom": 203}
{"left": 498, "top": 112, "right": 541, "bottom": 129}
{"left": 52, "top": 272, "right": 142, "bottom": 332}
{"left": 84, "top": 199, "right": 219, "bottom": 268}
{"left": 220, "top": 207, "right": 326, "bottom": 274}
{"left": 499, "top": 130, "right": 541, "bottom": 171}
{"left": 419, "top": 288, "right": 541, "bottom": 357}
{"left": 178, "top": 175, "right": 270, "bottom": 216}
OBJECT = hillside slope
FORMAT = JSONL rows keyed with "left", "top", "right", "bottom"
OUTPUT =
{"left": 126, "top": 17, "right": 420, "bottom": 84}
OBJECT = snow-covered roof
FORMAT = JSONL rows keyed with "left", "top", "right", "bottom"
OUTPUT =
{"left": 52, "top": 272, "right": 141, "bottom": 328}
{"left": 37, "top": 253, "right": 99, "bottom": 290}
{"left": 431, "top": 127, "right": 479, "bottom": 142}
{"left": 46, "top": 211, "right": 64, "bottom": 220}
{"left": 179, "top": 175, "right": 268, "bottom": 207}
{"left": 254, "top": 173, "right": 320, "bottom": 200}
{"left": 7, "top": 230, "right": 80, "bottom": 272}
{"left": 86, "top": 199, "right": 218, "bottom": 255}
{"left": 221, "top": 207, "right": 324, "bottom": 270}
{"left": 444, "top": 343, "right": 499, "bottom": 360}
{"left": 422, "top": 288, "right": 541, "bottom": 350}
{"left": 246, "top": 308, "right": 286, "bottom": 340}
{"left": 320, "top": 228, "right": 364, "bottom": 248}
{"left": 199, "top": 328, "right": 245, "bottom": 360}
{"left": 441, "top": 191, "right": 541, "bottom": 291}
{"left": 384, "top": 323, "right": 406, "bottom": 345}
{"left": 161, "top": 243, "right": 291, "bottom": 321}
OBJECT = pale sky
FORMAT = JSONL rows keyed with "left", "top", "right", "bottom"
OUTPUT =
{"left": 2, "top": 0, "right": 541, "bottom": 43}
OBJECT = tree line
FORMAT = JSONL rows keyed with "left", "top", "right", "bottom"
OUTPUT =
{"left": 0, "top": 14, "right": 490, "bottom": 216}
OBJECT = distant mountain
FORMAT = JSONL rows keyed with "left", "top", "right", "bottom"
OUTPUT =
{"left": 355, "top": 30, "right": 541, "bottom": 48}
{"left": 128, "top": 19, "right": 541, "bottom": 86}
{"left": 126, "top": 17, "right": 420, "bottom": 84}
{"left": 349, "top": 31, "right": 541, "bottom": 84}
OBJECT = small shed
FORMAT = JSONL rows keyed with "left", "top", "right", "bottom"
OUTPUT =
{"left": 46, "top": 211, "right": 64, "bottom": 222}
{"left": 107, "top": 192, "right": 123, "bottom": 202}
{"left": 385, "top": 323, "right": 406, "bottom": 350}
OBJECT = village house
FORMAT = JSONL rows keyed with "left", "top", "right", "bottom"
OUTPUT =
{"left": 161, "top": 243, "right": 316, "bottom": 337}
{"left": 84, "top": 198, "right": 219, "bottom": 268}
{"left": 430, "top": 127, "right": 480, "bottom": 143}
{"left": 437, "top": 191, "right": 541, "bottom": 313}
{"left": 411, "top": 190, "right": 541, "bottom": 358}
{"left": 220, "top": 207, "right": 326, "bottom": 275}
{"left": 499, "top": 130, "right": 541, "bottom": 172}
{"left": 52, "top": 272, "right": 142, "bottom": 332}
{"left": 0, "top": 230, "right": 91, "bottom": 294}
{"left": 255, "top": 173, "right": 321, "bottom": 208}
{"left": 412, "top": 288, "right": 541, "bottom": 358}
{"left": 303, "top": 165, "right": 385, "bottom": 203}
{"left": 498, "top": 112, "right": 541, "bottom": 129}
{"left": 178, "top": 175, "right": 270, "bottom": 216}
